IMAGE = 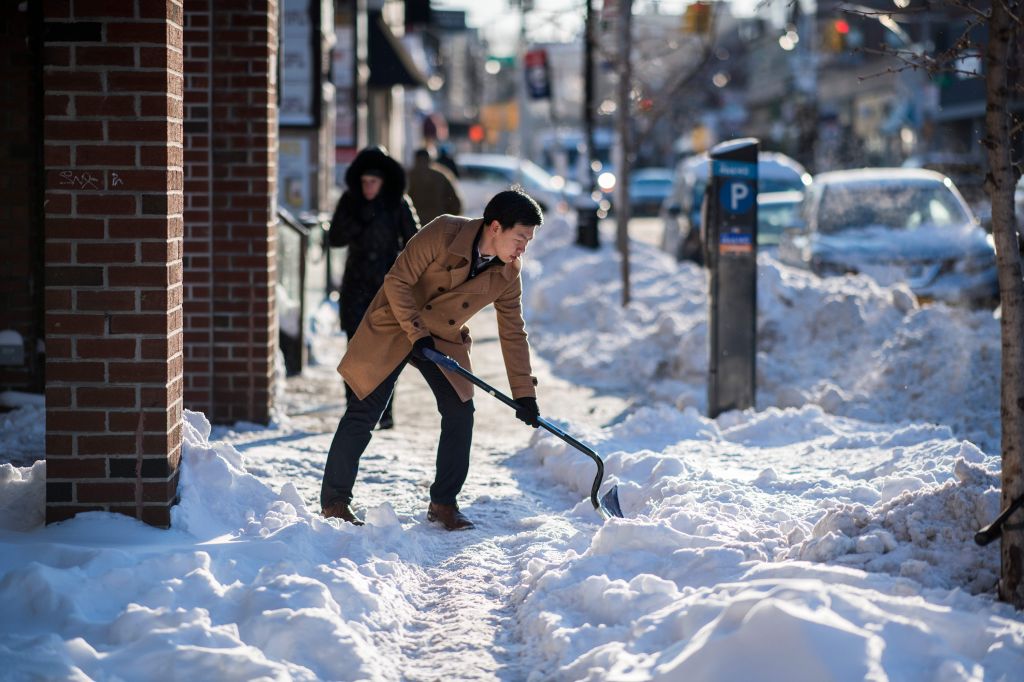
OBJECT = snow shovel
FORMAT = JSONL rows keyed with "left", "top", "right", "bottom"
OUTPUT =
{"left": 423, "top": 347, "right": 624, "bottom": 519}
{"left": 975, "top": 493, "right": 1024, "bottom": 546}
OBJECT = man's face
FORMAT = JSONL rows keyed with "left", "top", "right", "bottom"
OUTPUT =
{"left": 489, "top": 222, "right": 536, "bottom": 263}
{"left": 361, "top": 175, "right": 383, "bottom": 201}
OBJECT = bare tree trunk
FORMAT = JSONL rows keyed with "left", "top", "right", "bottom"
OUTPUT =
{"left": 615, "top": 0, "right": 633, "bottom": 306}
{"left": 985, "top": 0, "right": 1024, "bottom": 608}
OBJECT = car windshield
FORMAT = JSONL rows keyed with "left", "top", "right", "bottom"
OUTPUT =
{"left": 758, "top": 201, "right": 800, "bottom": 243}
{"left": 517, "top": 160, "right": 559, "bottom": 190}
{"left": 760, "top": 178, "right": 804, "bottom": 193}
{"left": 817, "top": 181, "right": 970, "bottom": 234}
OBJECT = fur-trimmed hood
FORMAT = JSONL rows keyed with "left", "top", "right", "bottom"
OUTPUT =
{"left": 344, "top": 146, "right": 406, "bottom": 206}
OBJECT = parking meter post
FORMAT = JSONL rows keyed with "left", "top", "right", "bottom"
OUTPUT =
{"left": 706, "top": 138, "right": 759, "bottom": 418}
{"left": 576, "top": 196, "right": 599, "bottom": 249}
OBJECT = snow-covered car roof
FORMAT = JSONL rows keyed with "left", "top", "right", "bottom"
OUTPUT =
{"left": 458, "top": 153, "right": 546, "bottom": 172}
{"left": 812, "top": 167, "right": 953, "bottom": 186}
{"left": 758, "top": 189, "right": 803, "bottom": 205}
{"left": 676, "top": 151, "right": 810, "bottom": 183}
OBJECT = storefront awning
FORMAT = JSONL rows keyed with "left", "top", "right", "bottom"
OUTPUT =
{"left": 368, "top": 11, "right": 426, "bottom": 88}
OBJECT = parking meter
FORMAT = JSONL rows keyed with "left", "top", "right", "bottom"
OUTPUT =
{"left": 576, "top": 194, "right": 599, "bottom": 249}
{"left": 706, "top": 138, "right": 758, "bottom": 418}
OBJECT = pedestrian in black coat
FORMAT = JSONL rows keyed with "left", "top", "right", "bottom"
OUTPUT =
{"left": 329, "top": 146, "right": 419, "bottom": 429}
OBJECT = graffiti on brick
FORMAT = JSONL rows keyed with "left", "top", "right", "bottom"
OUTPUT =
{"left": 59, "top": 170, "right": 100, "bottom": 190}
{"left": 57, "top": 171, "right": 127, "bottom": 190}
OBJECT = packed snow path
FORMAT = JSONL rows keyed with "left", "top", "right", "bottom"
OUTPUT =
{"left": 223, "top": 307, "right": 629, "bottom": 680}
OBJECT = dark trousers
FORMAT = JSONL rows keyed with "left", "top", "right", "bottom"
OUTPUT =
{"left": 344, "top": 382, "right": 393, "bottom": 427}
{"left": 344, "top": 329, "right": 392, "bottom": 427}
{"left": 321, "top": 354, "right": 475, "bottom": 508}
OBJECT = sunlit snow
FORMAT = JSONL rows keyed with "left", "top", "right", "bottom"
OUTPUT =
{"left": 1, "top": 215, "right": 1018, "bottom": 680}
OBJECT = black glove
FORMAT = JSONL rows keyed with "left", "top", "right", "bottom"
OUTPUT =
{"left": 514, "top": 397, "right": 540, "bottom": 428}
{"left": 411, "top": 336, "right": 436, "bottom": 361}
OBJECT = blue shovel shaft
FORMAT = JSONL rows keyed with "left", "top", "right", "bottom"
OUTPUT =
{"left": 422, "top": 347, "right": 622, "bottom": 518}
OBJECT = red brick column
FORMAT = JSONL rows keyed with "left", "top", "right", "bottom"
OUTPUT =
{"left": 43, "top": 1, "right": 185, "bottom": 526}
{"left": 182, "top": 1, "right": 215, "bottom": 417}
{"left": 183, "top": 1, "right": 278, "bottom": 425}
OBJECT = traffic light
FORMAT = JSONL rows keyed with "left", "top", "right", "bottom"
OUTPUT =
{"left": 823, "top": 18, "right": 849, "bottom": 53}
{"left": 682, "top": 2, "right": 712, "bottom": 35}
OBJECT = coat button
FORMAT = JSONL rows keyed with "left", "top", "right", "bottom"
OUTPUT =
{"left": 446, "top": 265, "right": 452, "bottom": 271}
{"left": 448, "top": 319, "right": 455, "bottom": 325}
{"left": 462, "top": 302, "right": 469, "bottom": 308}
{"left": 438, "top": 287, "right": 445, "bottom": 292}
{"left": 425, "top": 304, "right": 432, "bottom": 310}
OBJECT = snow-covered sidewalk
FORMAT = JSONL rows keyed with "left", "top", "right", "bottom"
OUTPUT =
{"left": 0, "top": 277, "right": 635, "bottom": 680}
{"left": 1, "top": 215, "right": 1023, "bottom": 680}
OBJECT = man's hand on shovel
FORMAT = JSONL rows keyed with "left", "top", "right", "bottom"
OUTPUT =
{"left": 513, "top": 397, "right": 540, "bottom": 428}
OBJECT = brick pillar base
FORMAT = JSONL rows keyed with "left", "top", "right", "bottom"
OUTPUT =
{"left": 43, "top": 1, "right": 185, "bottom": 527}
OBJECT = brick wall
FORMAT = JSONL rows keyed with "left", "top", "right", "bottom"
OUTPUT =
{"left": 182, "top": 1, "right": 215, "bottom": 416}
{"left": 0, "top": 3, "right": 43, "bottom": 393}
{"left": 43, "top": 0, "right": 185, "bottom": 527}
{"left": 183, "top": 1, "right": 278, "bottom": 425}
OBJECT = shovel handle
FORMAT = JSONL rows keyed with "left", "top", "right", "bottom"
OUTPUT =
{"left": 423, "top": 348, "right": 605, "bottom": 512}
{"left": 975, "top": 493, "right": 1024, "bottom": 546}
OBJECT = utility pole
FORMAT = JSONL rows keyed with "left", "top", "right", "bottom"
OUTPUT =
{"left": 515, "top": 0, "right": 532, "bottom": 185}
{"left": 615, "top": 0, "right": 632, "bottom": 306}
{"left": 583, "top": 0, "right": 596, "bottom": 190}
{"left": 576, "top": 0, "right": 600, "bottom": 249}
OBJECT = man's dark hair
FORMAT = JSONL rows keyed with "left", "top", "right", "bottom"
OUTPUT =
{"left": 483, "top": 188, "right": 544, "bottom": 229}
{"left": 414, "top": 148, "right": 432, "bottom": 162}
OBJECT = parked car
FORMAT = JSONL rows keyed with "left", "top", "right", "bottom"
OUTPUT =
{"left": 628, "top": 167, "right": 674, "bottom": 217}
{"left": 660, "top": 151, "right": 811, "bottom": 263}
{"left": 778, "top": 168, "right": 998, "bottom": 307}
{"left": 456, "top": 153, "right": 589, "bottom": 217}
{"left": 903, "top": 152, "right": 988, "bottom": 224}
{"left": 757, "top": 190, "right": 804, "bottom": 249}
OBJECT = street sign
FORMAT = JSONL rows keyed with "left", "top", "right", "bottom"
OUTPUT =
{"left": 524, "top": 49, "right": 551, "bottom": 99}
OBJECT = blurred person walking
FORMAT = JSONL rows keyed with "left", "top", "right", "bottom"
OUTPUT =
{"left": 406, "top": 148, "right": 463, "bottom": 225}
{"left": 436, "top": 144, "right": 460, "bottom": 179}
{"left": 320, "top": 190, "right": 545, "bottom": 530}
{"left": 328, "top": 146, "right": 419, "bottom": 430}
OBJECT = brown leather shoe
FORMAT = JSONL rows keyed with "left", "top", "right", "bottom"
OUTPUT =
{"left": 321, "top": 501, "right": 364, "bottom": 526}
{"left": 427, "top": 502, "right": 475, "bottom": 531}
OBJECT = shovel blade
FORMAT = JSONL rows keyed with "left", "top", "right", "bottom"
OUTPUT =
{"left": 599, "top": 485, "right": 624, "bottom": 518}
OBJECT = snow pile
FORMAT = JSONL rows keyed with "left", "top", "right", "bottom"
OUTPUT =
{"left": 512, "top": 402, "right": 1017, "bottom": 679}
{"left": 0, "top": 460, "right": 44, "bottom": 531}
{"left": 0, "top": 392, "right": 46, "bottom": 468}
{"left": 0, "top": 410, "right": 418, "bottom": 681}
{"left": 525, "top": 219, "right": 1000, "bottom": 452}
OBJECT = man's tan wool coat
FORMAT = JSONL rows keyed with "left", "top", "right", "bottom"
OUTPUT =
{"left": 339, "top": 214, "right": 537, "bottom": 403}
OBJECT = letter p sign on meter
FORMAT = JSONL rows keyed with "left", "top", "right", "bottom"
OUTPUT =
{"left": 720, "top": 180, "right": 754, "bottom": 214}
{"left": 705, "top": 138, "right": 759, "bottom": 418}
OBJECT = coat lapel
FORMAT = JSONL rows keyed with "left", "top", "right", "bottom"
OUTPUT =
{"left": 442, "top": 217, "right": 523, "bottom": 295}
